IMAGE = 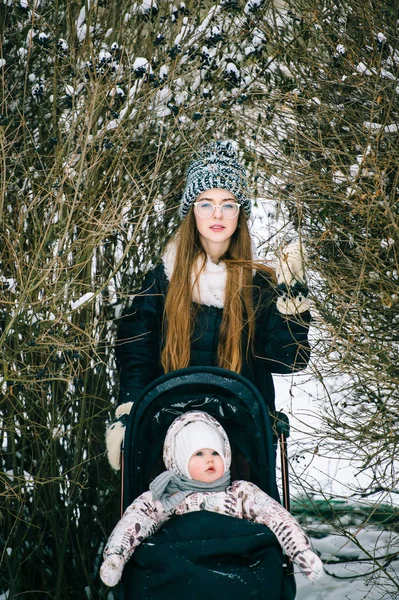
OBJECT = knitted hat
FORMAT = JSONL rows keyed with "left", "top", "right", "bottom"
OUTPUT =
{"left": 174, "top": 421, "right": 226, "bottom": 479}
{"left": 163, "top": 411, "right": 231, "bottom": 479}
{"left": 179, "top": 140, "right": 251, "bottom": 219}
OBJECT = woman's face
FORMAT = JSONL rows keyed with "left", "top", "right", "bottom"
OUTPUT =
{"left": 194, "top": 188, "right": 240, "bottom": 258}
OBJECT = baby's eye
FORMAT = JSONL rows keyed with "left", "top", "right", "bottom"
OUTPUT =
{"left": 212, "top": 451, "right": 220, "bottom": 456}
{"left": 195, "top": 451, "right": 203, "bottom": 456}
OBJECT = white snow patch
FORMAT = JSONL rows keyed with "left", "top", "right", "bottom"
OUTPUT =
{"left": 380, "top": 68, "right": 396, "bottom": 80}
{"left": 77, "top": 6, "right": 86, "bottom": 28}
{"left": 253, "top": 31, "right": 265, "bottom": 46}
{"left": 77, "top": 24, "right": 87, "bottom": 42}
{"left": 108, "top": 86, "right": 125, "bottom": 97}
{"left": 244, "top": 0, "right": 261, "bottom": 14}
{"left": 58, "top": 38, "right": 68, "bottom": 51}
{"left": 279, "top": 64, "right": 294, "bottom": 78}
{"left": 140, "top": 0, "right": 158, "bottom": 11}
{"left": 363, "top": 121, "right": 399, "bottom": 133}
{"left": 105, "top": 119, "right": 119, "bottom": 131}
{"left": 70, "top": 292, "right": 94, "bottom": 310}
{"left": 333, "top": 170, "right": 346, "bottom": 184}
{"left": 244, "top": 44, "right": 256, "bottom": 56}
{"left": 226, "top": 63, "right": 239, "bottom": 77}
{"left": 26, "top": 29, "right": 35, "bottom": 44}
{"left": 99, "top": 50, "right": 112, "bottom": 62}
{"left": 384, "top": 123, "right": 398, "bottom": 132}
{"left": 380, "top": 237, "right": 395, "bottom": 248}
{"left": 133, "top": 57, "right": 150, "bottom": 72}
{"left": 356, "top": 62, "right": 372, "bottom": 75}
{"left": 160, "top": 65, "right": 169, "bottom": 79}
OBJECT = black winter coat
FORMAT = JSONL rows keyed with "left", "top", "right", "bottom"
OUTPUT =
{"left": 116, "top": 263, "right": 310, "bottom": 413}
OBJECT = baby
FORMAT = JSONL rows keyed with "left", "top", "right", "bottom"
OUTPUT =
{"left": 100, "top": 411, "right": 323, "bottom": 587}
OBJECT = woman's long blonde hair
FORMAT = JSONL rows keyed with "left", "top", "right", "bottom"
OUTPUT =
{"left": 161, "top": 208, "right": 275, "bottom": 373}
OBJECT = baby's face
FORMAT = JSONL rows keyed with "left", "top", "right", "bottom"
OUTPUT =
{"left": 188, "top": 448, "right": 224, "bottom": 482}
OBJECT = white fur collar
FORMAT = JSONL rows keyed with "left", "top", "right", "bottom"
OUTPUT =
{"left": 162, "top": 241, "right": 227, "bottom": 308}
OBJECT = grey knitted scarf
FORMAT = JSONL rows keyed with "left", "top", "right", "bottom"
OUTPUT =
{"left": 149, "top": 469, "right": 231, "bottom": 512}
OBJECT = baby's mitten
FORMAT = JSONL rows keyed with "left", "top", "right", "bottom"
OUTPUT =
{"left": 275, "top": 241, "right": 310, "bottom": 315}
{"left": 295, "top": 549, "right": 324, "bottom": 582}
{"left": 100, "top": 554, "right": 125, "bottom": 587}
{"left": 106, "top": 402, "right": 133, "bottom": 470}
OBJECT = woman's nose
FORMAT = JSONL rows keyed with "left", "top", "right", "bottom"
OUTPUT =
{"left": 212, "top": 206, "right": 223, "bottom": 218}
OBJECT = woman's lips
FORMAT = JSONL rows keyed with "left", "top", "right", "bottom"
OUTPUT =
{"left": 210, "top": 225, "right": 225, "bottom": 231}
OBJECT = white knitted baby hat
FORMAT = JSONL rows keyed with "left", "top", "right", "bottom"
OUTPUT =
{"left": 174, "top": 420, "right": 227, "bottom": 479}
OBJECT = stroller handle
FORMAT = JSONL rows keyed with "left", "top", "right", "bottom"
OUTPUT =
{"left": 276, "top": 411, "right": 291, "bottom": 513}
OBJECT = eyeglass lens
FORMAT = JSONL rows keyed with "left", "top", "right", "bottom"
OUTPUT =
{"left": 195, "top": 202, "right": 239, "bottom": 219}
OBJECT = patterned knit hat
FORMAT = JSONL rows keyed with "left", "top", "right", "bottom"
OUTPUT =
{"left": 163, "top": 411, "right": 231, "bottom": 479}
{"left": 179, "top": 140, "right": 251, "bottom": 219}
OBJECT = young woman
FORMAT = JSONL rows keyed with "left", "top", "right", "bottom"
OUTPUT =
{"left": 107, "top": 141, "right": 310, "bottom": 470}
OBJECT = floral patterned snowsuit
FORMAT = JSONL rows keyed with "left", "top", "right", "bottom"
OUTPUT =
{"left": 101, "top": 479, "right": 323, "bottom": 586}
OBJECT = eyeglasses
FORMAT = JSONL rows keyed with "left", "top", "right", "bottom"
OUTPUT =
{"left": 193, "top": 201, "right": 241, "bottom": 219}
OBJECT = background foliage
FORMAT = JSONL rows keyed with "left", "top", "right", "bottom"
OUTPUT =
{"left": 1, "top": 0, "right": 398, "bottom": 597}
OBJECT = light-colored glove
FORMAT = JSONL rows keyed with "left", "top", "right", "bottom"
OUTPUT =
{"left": 275, "top": 241, "right": 310, "bottom": 315}
{"left": 100, "top": 553, "right": 125, "bottom": 587}
{"left": 106, "top": 402, "right": 133, "bottom": 470}
{"left": 295, "top": 549, "right": 324, "bottom": 582}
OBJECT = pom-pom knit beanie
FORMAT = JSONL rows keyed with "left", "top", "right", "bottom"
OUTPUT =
{"left": 179, "top": 140, "right": 251, "bottom": 219}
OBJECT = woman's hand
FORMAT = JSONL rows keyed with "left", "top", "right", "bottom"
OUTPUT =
{"left": 275, "top": 241, "right": 310, "bottom": 315}
{"left": 106, "top": 402, "right": 133, "bottom": 470}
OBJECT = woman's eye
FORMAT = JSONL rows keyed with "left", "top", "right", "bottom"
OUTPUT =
{"left": 199, "top": 202, "right": 212, "bottom": 209}
{"left": 223, "top": 203, "right": 234, "bottom": 210}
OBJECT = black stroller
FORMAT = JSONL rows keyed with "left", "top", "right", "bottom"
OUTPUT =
{"left": 119, "top": 366, "right": 295, "bottom": 600}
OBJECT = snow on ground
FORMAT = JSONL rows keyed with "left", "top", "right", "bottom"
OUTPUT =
{"left": 296, "top": 527, "right": 399, "bottom": 599}
{"left": 272, "top": 370, "right": 399, "bottom": 599}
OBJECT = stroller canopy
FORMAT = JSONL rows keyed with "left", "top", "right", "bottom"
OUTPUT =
{"left": 123, "top": 366, "right": 279, "bottom": 503}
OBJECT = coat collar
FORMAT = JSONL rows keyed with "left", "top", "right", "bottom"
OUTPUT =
{"left": 162, "top": 240, "right": 259, "bottom": 309}
{"left": 162, "top": 241, "right": 227, "bottom": 308}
